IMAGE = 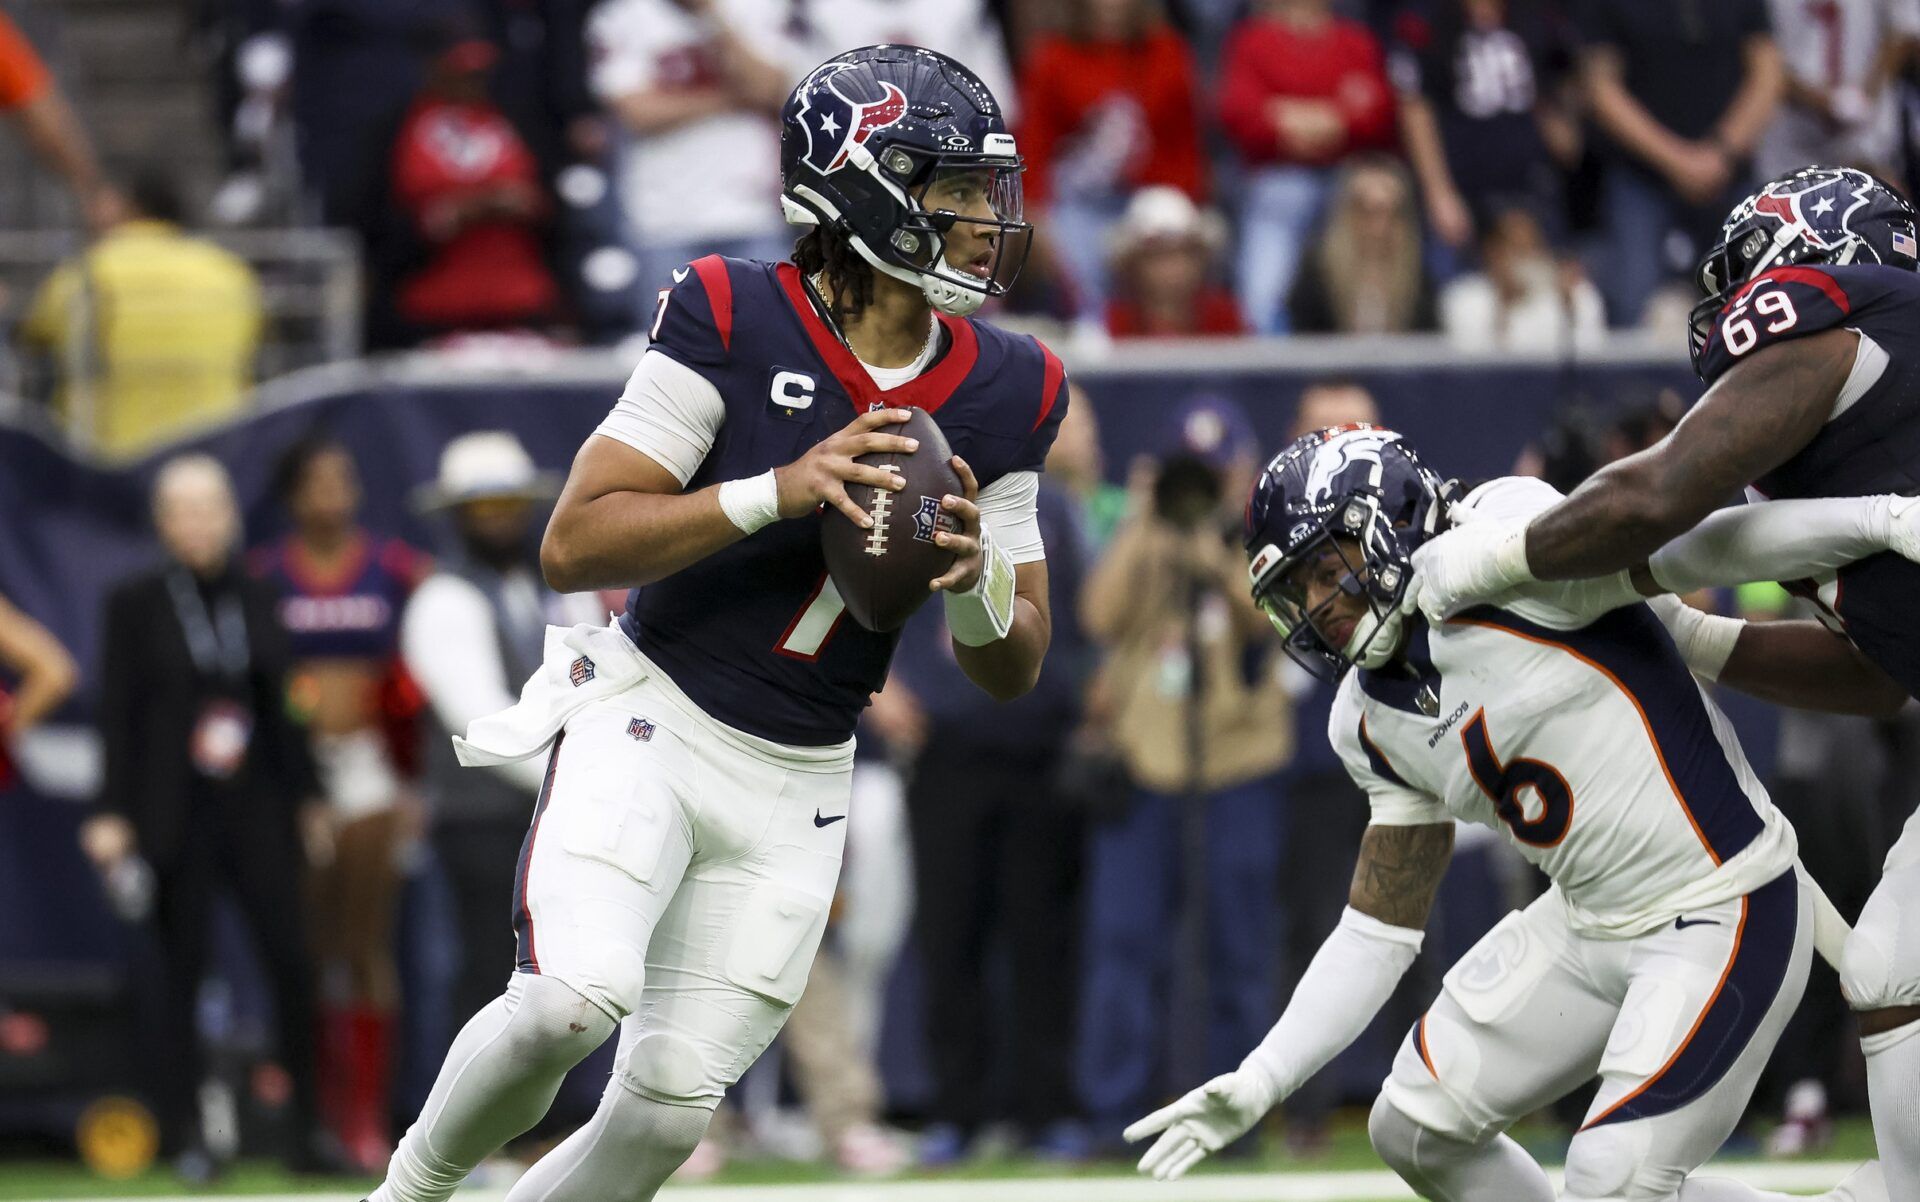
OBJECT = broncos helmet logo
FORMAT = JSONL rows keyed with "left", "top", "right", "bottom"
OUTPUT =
{"left": 794, "top": 62, "right": 910, "bottom": 175}
{"left": 1302, "top": 429, "right": 1400, "bottom": 506}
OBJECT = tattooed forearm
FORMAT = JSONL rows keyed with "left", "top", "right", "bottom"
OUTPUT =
{"left": 1524, "top": 329, "right": 1857, "bottom": 582}
{"left": 1349, "top": 823, "right": 1455, "bottom": 929}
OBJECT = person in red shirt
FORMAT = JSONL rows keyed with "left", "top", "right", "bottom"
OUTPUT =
{"left": 1105, "top": 186, "right": 1245, "bottom": 339}
{"left": 1217, "top": 0, "right": 1397, "bottom": 334}
{"left": 1017, "top": 0, "right": 1205, "bottom": 325}
{"left": 390, "top": 36, "right": 561, "bottom": 342}
{"left": 0, "top": 11, "right": 125, "bottom": 232}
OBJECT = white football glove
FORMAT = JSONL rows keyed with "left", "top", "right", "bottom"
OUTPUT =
{"left": 1122, "top": 1069, "right": 1277, "bottom": 1182}
{"left": 1887, "top": 495, "right": 1920, "bottom": 564}
{"left": 1408, "top": 512, "right": 1533, "bottom": 624}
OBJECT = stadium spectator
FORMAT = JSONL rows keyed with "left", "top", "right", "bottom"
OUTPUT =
{"left": 0, "top": 591, "right": 77, "bottom": 790}
{"left": 389, "top": 34, "right": 563, "bottom": 342}
{"left": 1576, "top": 0, "right": 1783, "bottom": 324}
{"left": 1438, "top": 206, "right": 1605, "bottom": 353}
{"left": 1390, "top": 0, "right": 1578, "bottom": 274}
{"left": 1045, "top": 381, "right": 1127, "bottom": 554}
{"left": 1104, "top": 186, "right": 1245, "bottom": 340}
{"left": 890, "top": 479, "right": 1093, "bottom": 1163}
{"left": 80, "top": 455, "right": 332, "bottom": 1182}
{"left": 1288, "top": 157, "right": 1436, "bottom": 333}
{"left": 1076, "top": 395, "right": 1291, "bottom": 1147}
{"left": 1016, "top": 0, "right": 1205, "bottom": 322}
{"left": 587, "top": 0, "right": 800, "bottom": 307}
{"left": 1218, "top": 0, "right": 1397, "bottom": 334}
{"left": 1759, "top": 0, "right": 1920, "bottom": 180}
{"left": 0, "top": 10, "right": 126, "bottom": 232}
{"left": 21, "top": 172, "right": 263, "bottom": 461}
{"left": 248, "top": 435, "right": 433, "bottom": 1173}
{"left": 399, "top": 432, "right": 598, "bottom": 1026}
{"left": 287, "top": 0, "right": 469, "bottom": 231}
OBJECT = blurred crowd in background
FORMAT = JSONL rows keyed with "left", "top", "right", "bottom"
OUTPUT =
{"left": 1, "top": 0, "right": 1919, "bottom": 1188}
{"left": 0, "top": 0, "right": 1917, "bottom": 457}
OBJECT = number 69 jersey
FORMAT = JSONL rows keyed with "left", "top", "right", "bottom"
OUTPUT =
{"left": 614, "top": 255, "right": 1067, "bottom": 748}
{"left": 1330, "top": 479, "right": 1798, "bottom": 938}
{"left": 1697, "top": 261, "right": 1920, "bottom": 697}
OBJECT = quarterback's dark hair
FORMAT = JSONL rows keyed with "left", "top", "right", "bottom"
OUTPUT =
{"left": 793, "top": 225, "right": 875, "bottom": 327}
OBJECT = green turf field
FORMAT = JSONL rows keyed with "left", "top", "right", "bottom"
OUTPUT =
{"left": 0, "top": 1118, "right": 1880, "bottom": 1201}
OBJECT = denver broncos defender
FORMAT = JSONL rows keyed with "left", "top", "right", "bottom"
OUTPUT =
{"left": 1125, "top": 426, "right": 1920, "bottom": 1202}
{"left": 366, "top": 46, "right": 1064, "bottom": 1202}
{"left": 1408, "top": 165, "right": 1920, "bottom": 1192}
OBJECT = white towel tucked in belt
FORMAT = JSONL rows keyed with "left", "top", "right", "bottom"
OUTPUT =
{"left": 453, "top": 620, "right": 646, "bottom": 767}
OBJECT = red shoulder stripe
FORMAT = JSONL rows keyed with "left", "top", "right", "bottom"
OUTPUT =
{"left": 1738, "top": 266, "right": 1852, "bottom": 315}
{"left": 1032, "top": 340, "right": 1065, "bottom": 433}
{"left": 691, "top": 255, "right": 734, "bottom": 352}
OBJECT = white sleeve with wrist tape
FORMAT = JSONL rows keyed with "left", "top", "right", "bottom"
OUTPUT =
{"left": 1237, "top": 906, "right": 1424, "bottom": 1105}
{"left": 1647, "top": 496, "right": 1901, "bottom": 594}
{"left": 1647, "top": 594, "right": 1745, "bottom": 681}
{"left": 593, "top": 351, "right": 724, "bottom": 486}
{"left": 974, "top": 470, "right": 1045, "bottom": 563}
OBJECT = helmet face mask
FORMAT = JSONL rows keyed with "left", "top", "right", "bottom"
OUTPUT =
{"left": 1243, "top": 426, "right": 1446, "bottom": 681}
{"left": 781, "top": 47, "right": 1031, "bottom": 316}
{"left": 1249, "top": 500, "right": 1409, "bottom": 680}
{"left": 1688, "top": 165, "right": 1919, "bottom": 372}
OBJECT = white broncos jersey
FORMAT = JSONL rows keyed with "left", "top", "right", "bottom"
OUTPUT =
{"left": 1331, "top": 477, "right": 1797, "bottom": 939}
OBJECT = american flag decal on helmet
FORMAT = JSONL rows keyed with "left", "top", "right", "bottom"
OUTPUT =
{"left": 1895, "top": 230, "right": 1916, "bottom": 257}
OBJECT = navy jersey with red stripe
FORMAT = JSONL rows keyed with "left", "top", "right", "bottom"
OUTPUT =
{"left": 247, "top": 532, "right": 431, "bottom": 661}
{"left": 623, "top": 255, "right": 1067, "bottom": 746}
{"left": 1697, "top": 262, "right": 1920, "bottom": 696}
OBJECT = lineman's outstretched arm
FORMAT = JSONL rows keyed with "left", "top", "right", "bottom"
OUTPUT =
{"left": 1125, "top": 823, "right": 1453, "bottom": 1181}
{"left": 1655, "top": 598, "right": 1908, "bottom": 717}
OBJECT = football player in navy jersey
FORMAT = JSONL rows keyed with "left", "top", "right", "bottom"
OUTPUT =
{"left": 1407, "top": 165, "right": 1920, "bottom": 1191}
{"left": 365, "top": 45, "right": 1065, "bottom": 1202}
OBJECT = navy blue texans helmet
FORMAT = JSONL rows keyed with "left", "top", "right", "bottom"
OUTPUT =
{"left": 1245, "top": 425, "right": 1453, "bottom": 679}
{"left": 1690, "top": 165, "right": 1919, "bottom": 372}
{"left": 780, "top": 45, "right": 1029, "bottom": 316}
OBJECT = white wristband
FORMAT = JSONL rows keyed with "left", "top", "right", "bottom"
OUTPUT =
{"left": 944, "top": 526, "right": 1017, "bottom": 646}
{"left": 717, "top": 470, "right": 781, "bottom": 535}
{"left": 1649, "top": 595, "right": 1744, "bottom": 681}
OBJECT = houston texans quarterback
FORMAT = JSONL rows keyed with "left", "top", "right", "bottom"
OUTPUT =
{"left": 1406, "top": 165, "right": 1920, "bottom": 1191}
{"left": 365, "top": 46, "right": 1064, "bottom": 1202}
{"left": 1125, "top": 425, "right": 1918, "bottom": 1202}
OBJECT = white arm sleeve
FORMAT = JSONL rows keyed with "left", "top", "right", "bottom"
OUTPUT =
{"left": 1239, "top": 906, "right": 1425, "bottom": 1103}
{"left": 1647, "top": 496, "right": 1898, "bottom": 594}
{"left": 974, "top": 470, "right": 1045, "bottom": 564}
{"left": 593, "top": 350, "right": 725, "bottom": 486}
{"left": 401, "top": 576, "right": 548, "bottom": 794}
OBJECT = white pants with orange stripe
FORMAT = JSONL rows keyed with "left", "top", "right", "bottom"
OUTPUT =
{"left": 1383, "top": 869, "right": 1813, "bottom": 1201}
{"left": 511, "top": 658, "right": 853, "bottom": 1106}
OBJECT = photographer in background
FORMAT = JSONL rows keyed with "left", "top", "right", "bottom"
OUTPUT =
{"left": 1075, "top": 395, "right": 1292, "bottom": 1148}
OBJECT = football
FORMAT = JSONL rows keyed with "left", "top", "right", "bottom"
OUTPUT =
{"left": 820, "top": 406, "right": 963, "bottom": 632}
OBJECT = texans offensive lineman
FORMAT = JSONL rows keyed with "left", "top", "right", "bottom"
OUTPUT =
{"left": 366, "top": 45, "right": 1065, "bottom": 1202}
{"left": 1409, "top": 166, "right": 1920, "bottom": 1192}
{"left": 1125, "top": 426, "right": 1920, "bottom": 1201}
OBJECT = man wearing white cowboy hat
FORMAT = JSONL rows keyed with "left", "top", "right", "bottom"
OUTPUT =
{"left": 400, "top": 432, "right": 600, "bottom": 1027}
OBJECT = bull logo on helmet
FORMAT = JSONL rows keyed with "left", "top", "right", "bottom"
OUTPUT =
{"left": 794, "top": 62, "right": 910, "bottom": 175}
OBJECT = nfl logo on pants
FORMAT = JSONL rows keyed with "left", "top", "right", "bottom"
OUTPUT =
{"left": 627, "top": 717, "right": 655, "bottom": 742}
